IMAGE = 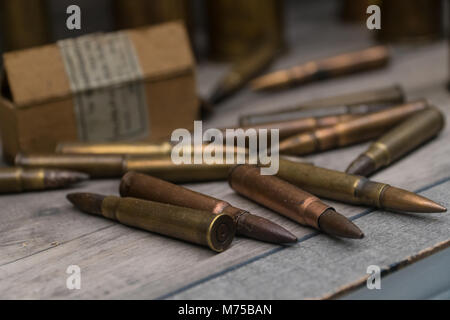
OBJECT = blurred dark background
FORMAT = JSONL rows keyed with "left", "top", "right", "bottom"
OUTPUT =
{"left": 0, "top": 0, "right": 449, "bottom": 89}
{"left": 1, "top": 0, "right": 447, "bottom": 60}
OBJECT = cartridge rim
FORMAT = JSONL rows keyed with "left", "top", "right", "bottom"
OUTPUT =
{"left": 207, "top": 213, "right": 236, "bottom": 252}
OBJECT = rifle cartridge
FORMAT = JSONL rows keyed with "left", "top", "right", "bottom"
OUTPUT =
{"left": 56, "top": 141, "right": 174, "bottom": 156}
{"left": 377, "top": 0, "right": 442, "bottom": 43}
{"left": 226, "top": 114, "right": 359, "bottom": 141}
{"left": 0, "top": 0, "right": 51, "bottom": 51}
{"left": 239, "top": 84, "right": 404, "bottom": 126}
{"left": 279, "top": 100, "right": 429, "bottom": 155}
{"left": 56, "top": 142, "right": 247, "bottom": 157}
{"left": 347, "top": 107, "right": 445, "bottom": 176}
{"left": 120, "top": 172, "right": 297, "bottom": 244}
{"left": 250, "top": 46, "right": 390, "bottom": 91}
{"left": 340, "top": 0, "right": 378, "bottom": 23}
{"left": 208, "top": 41, "right": 279, "bottom": 105}
{"left": 0, "top": 167, "right": 88, "bottom": 193}
{"left": 67, "top": 193, "right": 235, "bottom": 252}
{"left": 277, "top": 158, "right": 446, "bottom": 213}
{"left": 206, "top": 0, "right": 284, "bottom": 61}
{"left": 113, "top": 0, "right": 193, "bottom": 35}
{"left": 228, "top": 165, "right": 364, "bottom": 239}
{"left": 15, "top": 153, "right": 234, "bottom": 182}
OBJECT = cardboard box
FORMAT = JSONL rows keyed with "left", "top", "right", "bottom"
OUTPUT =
{"left": 0, "top": 21, "right": 198, "bottom": 162}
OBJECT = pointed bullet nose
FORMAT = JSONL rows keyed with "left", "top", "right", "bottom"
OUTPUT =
{"left": 318, "top": 209, "right": 364, "bottom": 239}
{"left": 382, "top": 186, "right": 447, "bottom": 213}
{"left": 66, "top": 192, "right": 79, "bottom": 205}
{"left": 44, "top": 170, "right": 89, "bottom": 188}
{"left": 70, "top": 171, "right": 90, "bottom": 183}
{"left": 346, "top": 154, "right": 376, "bottom": 177}
{"left": 66, "top": 192, "right": 105, "bottom": 215}
{"left": 239, "top": 213, "right": 298, "bottom": 244}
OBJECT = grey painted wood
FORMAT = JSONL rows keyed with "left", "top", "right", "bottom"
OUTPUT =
{"left": 342, "top": 245, "right": 450, "bottom": 300}
{"left": 1, "top": 4, "right": 450, "bottom": 298}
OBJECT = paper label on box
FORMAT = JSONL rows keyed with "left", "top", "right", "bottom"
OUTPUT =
{"left": 57, "top": 32, "right": 149, "bottom": 141}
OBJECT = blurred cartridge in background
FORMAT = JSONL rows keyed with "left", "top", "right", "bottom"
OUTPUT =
{"left": 206, "top": 0, "right": 284, "bottom": 62}
{"left": 278, "top": 100, "right": 429, "bottom": 155}
{"left": 0, "top": 0, "right": 51, "bottom": 51}
{"left": 113, "top": 0, "right": 192, "bottom": 32}
{"left": 15, "top": 153, "right": 235, "bottom": 182}
{"left": 377, "top": 0, "right": 443, "bottom": 43}
{"left": 340, "top": 0, "right": 379, "bottom": 23}
{"left": 346, "top": 107, "right": 445, "bottom": 176}
{"left": 239, "top": 85, "right": 404, "bottom": 126}
{"left": 250, "top": 46, "right": 390, "bottom": 91}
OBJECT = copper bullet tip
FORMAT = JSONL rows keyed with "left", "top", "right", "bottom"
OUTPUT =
{"left": 345, "top": 154, "right": 377, "bottom": 176}
{"left": 238, "top": 213, "right": 298, "bottom": 244}
{"left": 382, "top": 186, "right": 447, "bottom": 213}
{"left": 44, "top": 170, "right": 89, "bottom": 188}
{"left": 318, "top": 209, "right": 364, "bottom": 239}
{"left": 66, "top": 192, "right": 105, "bottom": 215}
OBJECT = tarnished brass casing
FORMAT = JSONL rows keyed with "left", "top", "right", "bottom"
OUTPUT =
{"left": 113, "top": 0, "right": 192, "bottom": 31}
{"left": 277, "top": 158, "right": 447, "bottom": 214}
{"left": 239, "top": 85, "right": 404, "bottom": 126}
{"left": 340, "top": 0, "right": 379, "bottom": 23}
{"left": 207, "top": 0, "right": 284, "bottom": 61}
{"left": 347, "top": 107, "right": 445, "bottom": 176}
{"left": 125, "top": 157, "right": 233, "bottom": 183}
{"left": 279, "top": 100, "right": 429, "bottom": 155}
{"left": 277, "top": 159, "right": 391, "bottom": 207}
{"left": 0, "top": 0, "right": 51, "bottom": 51}
{"left": 377, "top": 0, "right": 442, "bottom": 43}
{"left": 56, "top": 141, "right": 173, "bottom": 156}
{"left": 56, "top": 142, "right": 247, "bottom": 158}
{"left": 277, "top": 159, "right": 387, "bottom": 207}
{"left": 250, "top": 46, "right": 390, "bottom": 91}
{"left": 0, "top": 167, "right": 45, "bottom": 192}
{"left": 119, "top": 171, "right": 297, "bottom": 244}
{"left": 0, "top": 167, "right": 88, "bottom": 193}
{"left": 227, "top": 114, "right": 359, "bottom": 141}
{"left": 15, "top": 153, "right": 233, "bottom": 182}
{"left": 101, "top": 196, "right": 235, "bottom": 252}
{"left": 229, "top": 164, "right": 331, "bottom": 229}
{"left": 120, "top": 171, "right": 245, "bottom": 217}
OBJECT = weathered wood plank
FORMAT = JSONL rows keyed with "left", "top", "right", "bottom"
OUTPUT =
{"left": 0, "top": 13, "right": 449, "bottom": 299}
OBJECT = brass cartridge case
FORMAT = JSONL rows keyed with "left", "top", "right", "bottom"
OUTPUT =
{"left": 56, "top": 141, "right": 174, "bottom": 156}
{"left": 346, "top": 107, "right": 445, "bottom": 176}
{"left": 14, "top": 153, "right": 233, "bottom": 182}
{"left": 377, "top": 0, "right": 442, "bottom": 43}
{"left": 68, "top": 193, "right": 235, "bottom": 252}
{"left": 228, "top": 164, "right": 363, "bottom": 238}
{"left": 113, "top": 0, "right": 192, "bottom": 31}
{"left": 56, "top": 142, "right": 247, "bottom": 158}
{"left": 279, "top": 100, "right": 429, "bottom": 155}
{"left": 208, "top": 41, "right": 279, "bottom": 105}
{"left": 0, "top": 0, "right": 51, "bottom": 51}
{"left": 0, "top": 167, "right": 88, "bottom": 193}
{"left": 120, "top": 172, "right": 297, "bottom": 244}
{"left": 250, "top": 46, "right": 390, "bottom": 91}
{"left": 207, "top": 0, "right": 284, "bottom": 61}
{"left": 226, "top": 114, "right": 359, "bottom": 142}
{"left": 340, "top": 0, "right": 378, "bottom": 23}
{"left": 277, "top": 158, "right": 446, "bottom": 213}
{"left": 239, "top": 84, "right": 405, "bottom": 126}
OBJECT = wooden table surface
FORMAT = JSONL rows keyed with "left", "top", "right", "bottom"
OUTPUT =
{"left": 1, "top": 5, "right": 449, "bottom": 299}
